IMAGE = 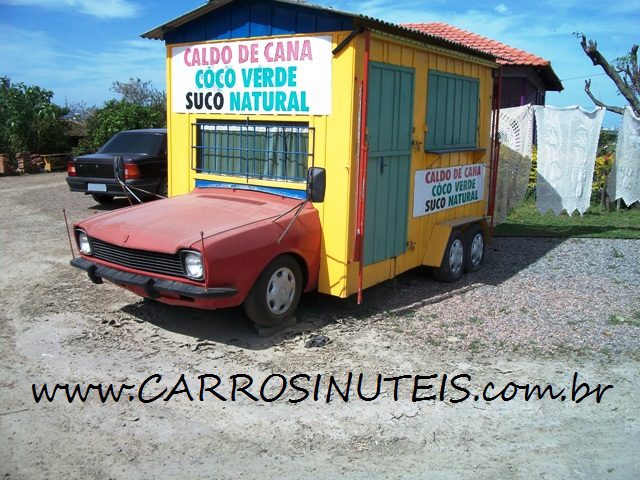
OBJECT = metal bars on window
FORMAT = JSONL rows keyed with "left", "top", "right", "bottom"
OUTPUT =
{"left": 191, "top": 122, "right": 313, "bottom": 182}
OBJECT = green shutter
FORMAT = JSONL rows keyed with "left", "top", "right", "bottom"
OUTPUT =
{"left": 425, "top": 70, "right": 479, "bottom": 151}
{"left": 364, "top": 62, "right": 414, "bottom": 266}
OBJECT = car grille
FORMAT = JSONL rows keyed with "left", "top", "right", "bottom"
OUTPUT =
{"left": 89, "top": 237, "right": 185, "bottom": 278}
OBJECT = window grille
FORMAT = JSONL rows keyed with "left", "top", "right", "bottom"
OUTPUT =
{"left": 192, "top": 121, "right": 313, "bottom": 182}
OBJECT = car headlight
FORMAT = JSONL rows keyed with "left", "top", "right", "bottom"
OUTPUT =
{"left": 78, "top": 230, "right": 92, "bottom": 255}
{"left": 183, "top": 251, "right": 204, "bottom": 280}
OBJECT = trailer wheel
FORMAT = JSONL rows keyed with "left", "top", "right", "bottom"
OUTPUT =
{"left": 464, "top": 224, "right": 485, "bottom": 272}
{"left": 433, "top": 230, "right": 465, "bottom": 282}
{"left": 243, "top": 255, "right": 303, "bottom": 327}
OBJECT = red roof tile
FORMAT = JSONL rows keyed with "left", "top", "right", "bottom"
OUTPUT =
{"left": 403, "top": 22, "right": 550, "bottom": 67}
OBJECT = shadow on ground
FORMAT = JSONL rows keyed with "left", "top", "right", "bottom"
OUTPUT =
{"left": 88, "top": 197, "right": 144, "bottom": 211}
{"left": 120, "top": 236, "right": 567, "bottom": 350}
{"left": 494, "top": 223, "right": 640, "bottom": 238}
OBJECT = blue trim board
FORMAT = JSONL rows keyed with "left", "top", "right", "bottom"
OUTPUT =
{"left": 194, "top": 179, "right": 308, "bottom": 200}
{"left": 164, "top": 0, "right": 353, "bottom": 44}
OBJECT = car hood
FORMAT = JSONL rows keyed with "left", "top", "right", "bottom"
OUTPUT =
{"left": 77, "top": 188, "right": 302, "bottom": 253}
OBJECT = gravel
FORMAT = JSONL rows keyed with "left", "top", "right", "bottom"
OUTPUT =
{"left": 1, "top": 172, "right": 639, "bottom": 479}
{"left": 305, "top": 236, "right": 640, "bottom": 358}
{"left": 2, "top": 172, "right": 638, "bottom": 360}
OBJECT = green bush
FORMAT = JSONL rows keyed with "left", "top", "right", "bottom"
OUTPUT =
{"left": 0, "top": 77, "right": 70, "bottom": 160}
{"left": 525, "top": 148, "right": 614, "bottom": 197}
{"left": 74, "top": 99, "right": 164, "bottom": 155}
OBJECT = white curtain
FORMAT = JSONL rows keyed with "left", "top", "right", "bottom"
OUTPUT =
{"left": 534, "top": 105, "right": 605, "bottom": 216}
{"left": 608, "top": 107, "right": 640, "bottom": 205}
{"left": 493, "top": 104, "right": 534, "bottom": 224}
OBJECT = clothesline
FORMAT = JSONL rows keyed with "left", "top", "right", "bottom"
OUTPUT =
{"left": 493, "top": 103, "right": 639, "bottom": 219}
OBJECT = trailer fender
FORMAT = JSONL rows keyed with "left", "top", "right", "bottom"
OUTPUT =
{"left": 423, "top": 223, "right": 453, "bottom": 268}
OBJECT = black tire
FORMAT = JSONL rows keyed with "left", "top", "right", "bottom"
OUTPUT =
{"left": 464, "top": 224, "right": 485, "bottom": 272}
{"left": 433, "top": 230, "right": 465, "bottom": 283}
{"left": 91, "top": 194, "right": 114, "bottom": 204}
{"left": 243, "top": 255, "right": 303, "bottom": 327}
{"left": 157, "top": 178, "right": 168, "bottom": 197}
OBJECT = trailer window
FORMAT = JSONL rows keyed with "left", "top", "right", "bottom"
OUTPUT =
{"left": 192, "top": 122, "right": 312, "bottom": 182}
{"left": 425, "top": 70, "right": 479, "bottom": 152}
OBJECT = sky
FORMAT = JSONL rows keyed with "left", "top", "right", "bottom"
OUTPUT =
{"left": 1, "top": 0, "right": 638, "bottom": 128}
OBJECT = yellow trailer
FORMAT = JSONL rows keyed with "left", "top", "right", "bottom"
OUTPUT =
{"left": 146, "top": 0, "right": 498, "bottom": 298}
{"left": 69, "top": 0, "right": 501, "bottom": 328}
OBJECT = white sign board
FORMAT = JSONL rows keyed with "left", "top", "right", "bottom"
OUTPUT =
{"left": 170, "top": 36, "right": 332, "bottom": 115}
{"left": 413, "top": 165, "right": 485, "bottom": 217}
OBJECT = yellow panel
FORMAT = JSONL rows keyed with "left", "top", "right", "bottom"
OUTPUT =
{"left": 165, "top": 29, "right": 497, "bottom": 299}
{"left": 388, "top": 42, "right": 402, "bottom": 65}
{"left": 423, "top": 223, "right": 452, "bottom": 267}
{"left": 347, "top": 32, "right": 496, "bottom": 293}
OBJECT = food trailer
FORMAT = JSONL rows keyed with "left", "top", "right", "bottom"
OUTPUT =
{"left": 70, "top": 0, "right": 500, "bottom": 327}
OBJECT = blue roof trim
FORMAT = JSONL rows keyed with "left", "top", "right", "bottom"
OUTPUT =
{"left": 163, "top": 0, "right": 353, "bottom": 44}
{"left": 195, "top": 179, "right": 308, "bottom": 200}
{"left": 143, "top": 0, "right": 497, "bottom": 62}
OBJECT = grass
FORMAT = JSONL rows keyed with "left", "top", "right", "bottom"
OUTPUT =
{"left": 494, "top": 199, "right": 640, "bottom": 239}
{"left": 612, "top": 247, "right": 625, "bottom": 258}
{"left": 468, "top": 339, "right": 481, "bottom": 353}
{"left": 608, "top": 314, "right": 640, "bottom": 327}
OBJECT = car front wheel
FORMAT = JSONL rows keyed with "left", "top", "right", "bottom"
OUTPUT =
{"left": 243, "top": 255, "right": 303, "bottom": 327}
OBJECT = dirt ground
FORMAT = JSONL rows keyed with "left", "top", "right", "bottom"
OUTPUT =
{"left": 1, "top": 172, "right": 639, "bottom": 479}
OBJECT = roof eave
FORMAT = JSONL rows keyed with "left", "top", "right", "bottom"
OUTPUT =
{"left": 140, "top": 0, "right": 497, "bottom": 63}
{"left": 539, "top": 66, "right": 564, "bottom": 92}
{"left": 142, "top": 0, "right": 235, "bottom": 40}
{"left": 357, "top": 18, "right": 496, "bottom": 62}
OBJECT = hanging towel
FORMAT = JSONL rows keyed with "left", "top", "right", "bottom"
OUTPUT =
{"left": 493, "top": 104, "right": 534, "bottom": 224}
{"left": 534, "top": 105, "right": 605, "bottom": 216}
{"left": 607, "top": 107, "right": 640, "bottom": 205}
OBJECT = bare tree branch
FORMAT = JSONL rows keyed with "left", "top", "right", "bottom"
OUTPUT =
{"left": 631, "top": 45, "right": 639, "bottom": 92}
{"left": 584, "top": 79, "right": 624, "bottom": 114}
{"left": 579, "top": 34, "right": 640, "bottom": 117}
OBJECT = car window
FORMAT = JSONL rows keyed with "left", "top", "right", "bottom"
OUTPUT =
{"left": 99, "top": 132, "right": 165, "bottom": 155}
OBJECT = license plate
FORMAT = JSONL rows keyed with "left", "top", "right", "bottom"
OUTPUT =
{"left": 88, "top": 183, "right": 107, "bottom": 192}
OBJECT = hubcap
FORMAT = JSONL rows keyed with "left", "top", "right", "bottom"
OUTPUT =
{"left": 449, "top": 239, "right": 464, "bottom": 274}
{"left": 266, "top": 267, "right": 296, "bottom": 315}
{"left": 470, "top": 233, "right": 484, "bottom": 266}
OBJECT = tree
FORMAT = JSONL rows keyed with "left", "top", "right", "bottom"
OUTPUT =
{"left": 76, "top": 99, "right": 164, "bottom": 154}
{"left": 111, "top": 77, "right": 166, "bottom": 125}
{"left": 74, "top": 78, "right": 166, "bottom": 155}
{"left": 65, "top": 100, "right": 96, "bottom": 122}
{"left": 578, "top": 35, "right": 640, "bottom": 117}
{"left": 0, "top": 77, "right": 70, "bottom": 159}
{"left": 111, "top": 77, "right": 165, "bottom": 108}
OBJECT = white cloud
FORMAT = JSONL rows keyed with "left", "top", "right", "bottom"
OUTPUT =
{"left": 0, "top": 0, "right": 139, "bottom": 19}
{"left": 0, "top": 24, "right": 165, "bottom": 106}
{"left": 494, "top": 3, "right": 509, "bottom": 14}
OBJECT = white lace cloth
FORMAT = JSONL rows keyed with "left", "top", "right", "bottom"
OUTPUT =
{"left": 493, "top": 105, "right": 534, "bottom": 224}
{"left": 534, "top": 105, "right": 605, "bottom": 216}
{"left": 498, "top": 104, "right": 534, "bottom": 158}
{"left": 608, "top": 107, "right": 640, "bottom": 205}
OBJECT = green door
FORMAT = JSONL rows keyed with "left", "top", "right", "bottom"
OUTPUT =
{"left": 364, "top": 62, "right": 414, "bottom": 265}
